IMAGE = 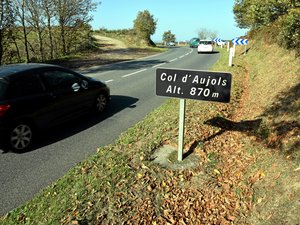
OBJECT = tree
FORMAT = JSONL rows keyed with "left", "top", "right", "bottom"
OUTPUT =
{"left": 279, "top": 8, "right": 300, "bottom": 56}
{"left": 233, "top": 0, "right": 300, "bottom": 54}
{"left": 13, "top": 0, "right": 30, "bottom": 62}
{"left": 133, "top": 10, "right": 157, "bottom": 46}
{"left": 1, "top": 0, "right": 100, "bottom": 63}
{"left": 53, "top": 0, "right": 97, "bottom": 54}
{"left": 26, "top": 0, "right": 46, "bottom": 61}
{"left": 162, "top": 30, "right": 176, "bottom": 44}
{"left": 42, "top": 0, "right": 55, "bottom": 59}
{"left": 233, "top": 0, "right": 292, "bottom": 29}
{"left": 0, "top": 0, "right": 15, "bottom": 64}
{"left": 198, "top": 28, "right": 217, "bottom": 40}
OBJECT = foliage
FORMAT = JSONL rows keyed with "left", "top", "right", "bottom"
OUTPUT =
{"left": 233, "top": 0, "right": 294, "bottom": 29}
{"left": 0, "top": 0, "right": 15, "bottom": 64}
{"left": 279, "top": 8, "right": 300, "bottom": 55}
{"left": 162, "top": 30, "right": 176, "bottom": 43}
{"left": 98, "top": 28, "right": 135, "bottom": 36}
{"left": 233, "top": 0, "right": 300, "bottom": 55}
{"left": 0, "top": 0, "right": 99, "bottom": 65}
{"left": 197, "top": 28, "right": 217, "bottom": 40}
{"left": 133, "top": 10, "right": 157, "bottom": 46}
{"left": 53, "top": 0, "right": 97, "bottom": 54}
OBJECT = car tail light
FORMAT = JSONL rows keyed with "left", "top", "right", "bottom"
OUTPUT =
{"left": 0, "top": 105, "right": 10, "bottom": 118}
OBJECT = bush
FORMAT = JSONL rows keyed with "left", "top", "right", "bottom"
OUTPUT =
{"left": 279, "top": 8, "right": 300, "bottom": 56}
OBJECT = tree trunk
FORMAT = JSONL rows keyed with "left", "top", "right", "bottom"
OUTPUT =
{"left": 47, "top": 17, "right": 54, "bottom": 59}
{"left": 60, "top": 21, "right": 66, "bottom": 55}
{"left": 37, "top": 30, "right": 44, "bottom": 61}
{"left": 0, "top": 31, "right": 3, "bottom": 65}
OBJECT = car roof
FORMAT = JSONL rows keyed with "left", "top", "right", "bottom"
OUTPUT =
{"left": 0, "top": 63, "right": 61, "bottom": 78}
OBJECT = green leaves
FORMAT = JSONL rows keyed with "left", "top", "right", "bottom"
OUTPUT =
{"left": 279, "top": 8, "right": 300, "bottom": 55}
{"left": 233, "top": 0, "right": 291, "bottom": 29}
{"left": 234, "top": 0, "right": 300, "bottom": 54}
{"left": 133, "top": 10, "right": 157, "bottom": 46}
{"left": 162, "top": 30, "right": 176, "bottom": 43}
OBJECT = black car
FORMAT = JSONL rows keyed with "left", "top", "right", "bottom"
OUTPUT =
{"left": 0, "top": 63, "right": 110, "bottom": 151}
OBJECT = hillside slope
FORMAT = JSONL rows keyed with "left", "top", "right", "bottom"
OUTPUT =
{"left": 232, "top": 36, "right": 300, "bottom": 224}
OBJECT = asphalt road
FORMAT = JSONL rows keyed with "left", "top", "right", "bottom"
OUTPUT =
{"left": 0, "top": 46, "right": 220, "bottom": 215}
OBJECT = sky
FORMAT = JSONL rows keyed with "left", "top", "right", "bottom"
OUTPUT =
{"left": 91, "top": 0, "right": 248, "bottom": 42}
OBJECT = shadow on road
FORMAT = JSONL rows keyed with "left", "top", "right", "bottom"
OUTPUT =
{"left": 80, "top": 59, "right": 168, "bottom": 74}
{"left": 0, "top": 95, "right": 138, "bottom": 154}
{"left": 197, "top": 51, "right": 220, "bottom": 55}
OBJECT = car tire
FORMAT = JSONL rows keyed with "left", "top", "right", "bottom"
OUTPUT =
{"left": 9, "top": 123, "right": 33, "bottom": 151}
{"left": 95, "top": 93, "right": 108, "bottom": 113}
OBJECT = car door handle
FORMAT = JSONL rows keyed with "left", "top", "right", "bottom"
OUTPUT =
{"left": 72, "top": 83, "right": 80, "bottom": 92}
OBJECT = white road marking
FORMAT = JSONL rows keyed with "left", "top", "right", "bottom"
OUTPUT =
{"left": 122, "top": 69, "right": 147, "bottom": 78}
{"left": 152, "top": 63, "right": 166, "bottom": 68}
{"left": 106, "top": 48, "right": 194, "bottom": 80}
{"left": 169, "top": 58, "right": 178, "bottom": 62}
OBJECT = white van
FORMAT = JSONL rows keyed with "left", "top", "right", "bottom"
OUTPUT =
{"left": 197, "top": 40, "right": 214, "bottom": 53}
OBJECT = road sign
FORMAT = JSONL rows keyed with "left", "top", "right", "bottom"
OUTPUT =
{"left": 213, "top": 38, "right": 224, "bottom": 44}
{"left": 156, "top": 68, "right": 232, "bottom": 103}
{"left": 232, "top": 38, "right": 248, "bottom": 45}
{"left": 156, "top": 68, "right": 232, "bottom": 162}
{"left": 213, "top": 38, "right": 222, "bottom": 43}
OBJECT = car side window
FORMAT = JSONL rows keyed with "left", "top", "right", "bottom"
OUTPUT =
{"left": 41, "top": 70, "right": 82, "bottom": 91}
{"left": 6, "top": 73, "right": 44, "bottom": 99}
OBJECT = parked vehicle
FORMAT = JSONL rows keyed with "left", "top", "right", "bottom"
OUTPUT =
{"left": 189, "top": 38, "right": 200, "bottom": 48}
{"left": 197, "top": 40, "right": 214, "bottom": 53}
{"left": 0, "top": 63, "right": 110, "bottom": 151}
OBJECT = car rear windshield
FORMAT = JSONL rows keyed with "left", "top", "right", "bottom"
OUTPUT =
{"left": 0, "top": 78, "right": 8, "bottom": 100}
{"left": 199, "top": 41, "right": 212, "bottom": 45}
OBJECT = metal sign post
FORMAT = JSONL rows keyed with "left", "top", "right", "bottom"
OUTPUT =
{"left": 178, "top": 99, "right": 185, "bottom": 161}
{"left": 229, "top": 47, "right": 233, "bottom": 67}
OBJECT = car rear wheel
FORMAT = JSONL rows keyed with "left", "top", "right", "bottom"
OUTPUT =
{"left": 10, "top": 123, "right": 33, "bottom": 151}
{"left": 95, "top": 93, "right": 108, "bottom": 113}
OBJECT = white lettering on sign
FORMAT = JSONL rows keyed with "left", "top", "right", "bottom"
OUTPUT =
{"left": 191, "top": 76, "right": 227, "bottom": 87}
{"left": 166, "top": 85, "right": 182, "bottom": 94}
{"left": 160, "top": 73, "right": 177, "bottom": 82}
{"left": 156, "top": 68, "right": 232, "bottom": 103}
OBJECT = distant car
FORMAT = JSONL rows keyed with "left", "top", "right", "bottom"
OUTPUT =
{"left": 197, "top": 40, "right": 214, "bottom": 53}
{"left": 167, "top": 41, "right": 176, "bottom": 46}
{"left": 0, "top": 63, "right": 110, "bottom": 151}
{"left": 189, "top": 38, "right": 200, "bottom": 48}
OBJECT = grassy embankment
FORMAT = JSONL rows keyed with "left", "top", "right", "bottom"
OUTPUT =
{"left": 0, "top": 32, "right": 299, "bottom": 224}
{"left": 50, "top": 30, "right": 167, "bottom": 70}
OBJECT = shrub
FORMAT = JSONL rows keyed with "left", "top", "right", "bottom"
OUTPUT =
{"left": 279, "top": 8, "right": 300, "bottom": 56}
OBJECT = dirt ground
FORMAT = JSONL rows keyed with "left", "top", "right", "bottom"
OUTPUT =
{"left": 54, "top": 35, "right": 161, "bottom": 71}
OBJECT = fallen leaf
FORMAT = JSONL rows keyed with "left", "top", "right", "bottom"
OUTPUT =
{"left": 214, "top": 169, "right": 221, "bottom": 175}
{"left": 137, "top": 173, "right": 143, "bottom": 179}
{"left": 294, "top": 166, "right": 300, "bottom": 172}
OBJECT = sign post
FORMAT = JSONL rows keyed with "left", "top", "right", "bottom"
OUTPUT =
{"left": 232, "top": 38, "right": 249, "bottom": 55}
{"left": 229, "top": 47, "right": 233, "bottom": 67}
{"left": 178, "top": 99, "right": 185, "bottom": 161}
{"left": 156, "top": 68, "right": 232, "bottom": 161}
